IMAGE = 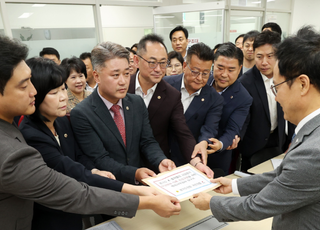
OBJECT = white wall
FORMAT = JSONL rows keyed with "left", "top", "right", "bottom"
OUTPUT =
{"left": 291, "top": 0, "right": 320, "bottom": 33}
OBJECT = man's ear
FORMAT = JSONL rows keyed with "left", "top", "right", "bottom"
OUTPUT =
{"left": 298, "top": 74, "right": 310, "bottom": 96}
{"left": 93, "top": 70, "right": 100, "bottom": 84}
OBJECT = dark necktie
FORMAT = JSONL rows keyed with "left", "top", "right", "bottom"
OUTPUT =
{"left": 110, "top": 105, "right": 126, "bottom": 147}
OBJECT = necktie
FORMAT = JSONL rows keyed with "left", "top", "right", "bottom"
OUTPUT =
{"left": 291, "top": 133, "right": 296, "bottom": 142}
{"left": 110, "top": 105, "right": 126, "bottom": 147}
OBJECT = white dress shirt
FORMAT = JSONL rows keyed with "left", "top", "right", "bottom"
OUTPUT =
{"left": 134, "top": 71, "right": 158, "bottom": 108}
{"left": 180, "top": 75, "right": 202, "bottom": 113}
{"left": 86, "top": 82, "right": 97, "bottom": 92}
{"left": 231, "top": 107, "right": 320, "bottom": 195}
{"left": 261, "top": 73, "right": 278, "bottom": 132}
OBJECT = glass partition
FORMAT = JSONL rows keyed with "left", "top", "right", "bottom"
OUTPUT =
{"left": 154, "top": 9, "right": 224, "bottom": 51}
{"left": 267, "top": 0, "right": 292, "bottom": 11}
{"left": 6, "top": 3, "right": 97, "bottom": 59}
{"left": 231, "top": 0, "right": 262, "bottom": 7}
{"left": 265, "top": 12, "right": 290, "bottom": 39}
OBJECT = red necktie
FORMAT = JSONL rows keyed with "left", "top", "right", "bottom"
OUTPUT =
{"left": 110, "top": 105, "right": 126, "bottom": 147}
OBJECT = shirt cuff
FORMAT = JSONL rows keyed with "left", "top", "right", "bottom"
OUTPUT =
{"left": 231, "top": 179, "right": 240, "bottom": 195}
{"left": 219, "top": 141, "right": 223, "bottom": 151}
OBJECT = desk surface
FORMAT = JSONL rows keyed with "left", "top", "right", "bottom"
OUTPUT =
{"left": 100, "top": 174, "right": 272, "bottom": 230}
{"left": 248, "top": 154, "right": 285, "bottom": 174}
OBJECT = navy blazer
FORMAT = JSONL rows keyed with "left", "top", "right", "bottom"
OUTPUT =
{"left": 128, "top": 75, "right": 196, "bottom": 162}
{"left": 207, "top": 74, "right": 253, "bottom": 173}
{"left": 239, "top": 65, "right": 293, "bottom": 157}
{"left": 19, "top": 116, "right": 124, "bottom": 230}
{"left": 71, "top": 90, "right": 166, "bottom": 184}
{"left": 163, "top": 74, "right": 224, "bottom": 166}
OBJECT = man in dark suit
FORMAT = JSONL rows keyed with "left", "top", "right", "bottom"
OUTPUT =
{"left": 207, "top": 42, "right": 253, "bottom": 174}
{"left": 128, "top": 34, "right": 213, "bottom": 177}
{"left": 71, "top": 41, "right": 176, "bottom": 185}
{"left": 0, "top": 35, "right": 180, "bottom": 230}
{"left": 191, "top": 25, "right": 320, "bottom": 230}
{"left": 239, "top": 30, "right": 293, "bottom": 171}
{"left": 163, "top": 43, "right": 224, "bottom": 170}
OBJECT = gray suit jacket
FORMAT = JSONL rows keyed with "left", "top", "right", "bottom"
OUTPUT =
{"left": 210, "top": 113, "right": 320, "bottom": 230}
{"left": 70, "top": 89, "right": 166, "bottom": 184}
{"left": 0, "top": 119, "right": 139, "bottom": 230}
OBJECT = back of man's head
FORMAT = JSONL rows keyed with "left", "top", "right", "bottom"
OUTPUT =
{"left": 243, "top": 30, "right": 260, "bottom": 44}
{"left": 253, "top": 30, "right": 281, "bottom": 50}
{"left": 79, "top": 52, "right": 91, "bottom": 61}
{"left": 276, "top": 26, "right": 320, "bottom": 91}
{"left": 214, "top": 42, "right": 243, "bottom": 66}
{"left": 137, "top": 33, "right": 167, "bottom": 55}
{"left": 262, "top": 22, "right": 282, "bottom": 36}
{"left": 169, "top": 26, "right": 189, "bottom": 41}
{"left": 186, "top": 43, "right": 214, "bottom": 63}
{"left": 91, "top": 41, "right": 129, "bottom": 71}
{"left": 39, "top": 47, "right": 60, "bottom": 60}
{"left": 0, "top": 36, "right": 28, "bottom": 94}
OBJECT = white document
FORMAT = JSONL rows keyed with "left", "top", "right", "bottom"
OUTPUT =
{"left": 271, "top": 159, "right": 282, "bottom": 169}
{"left": 143, "top": 164, "right": 220, "bottom": 201}
{"left": 88, "top": 221, "right": 123, "bottom": 230}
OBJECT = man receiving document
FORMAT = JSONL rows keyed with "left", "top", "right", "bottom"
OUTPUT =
{"left": 190, "top": 26, "right": 320, "bottom": 230}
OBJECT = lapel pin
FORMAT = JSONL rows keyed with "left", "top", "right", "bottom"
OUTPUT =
{"left": 64, "top": 134, "right": 68, "bottom": 138}
{"left": 126, "top": 106, "right": 129, "bottom": 110}
{"left": 230, "top": 96, "right": 233, "bottom": 99}
{"left": 201, "top": 98, "right": 205, "bottom": 101}
{"left": 157, "top": 96, "right": 161, "bottom": 99}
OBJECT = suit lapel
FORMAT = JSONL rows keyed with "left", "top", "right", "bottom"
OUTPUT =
{"left": 221, "top": 79, "right": 240, "bottom": 106}
{"left": 185, "top": 85, "right": 209, "bottom": 122}
{"left": 253, "top": 66, "right": 270, "bottom": 122}
{"left": 148, "top": 80, "right": 167, "bottom": 121}
{"left": 92, "top": 91, "right": 126, "bottom": 150}
{"left": 122, "top": 97, "right": 132, "bottom": 151}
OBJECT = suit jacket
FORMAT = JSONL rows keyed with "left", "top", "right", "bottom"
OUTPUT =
{"left": 0, "top": 119, "right": 139, "bottom": 230}
{"left": 128, "top": 75, "right": 196, "bottom": 162}
{"left": 19, "top": 116, "right": 125, "bottom": 229}
{"left": 70, "top": 90, "right": 166, "bottom": 184}
{"left": 207, "top": 75, "right": 253, "bottom": 173}
{"left": 210, "top": 113, "right": 320, "bottom": 230}
{"left": 239, "top": 65, "right": 288, "bottom": 157}
{"left": 163, "top": 74, "right": 224, "bottom": 165}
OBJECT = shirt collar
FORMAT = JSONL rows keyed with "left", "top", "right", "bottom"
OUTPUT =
{"left": 211, "top": 79, "right": 228, "bottom": 95}
{"left": 97, "top": 86, "right": 123, "bottom": 110}
{"left": 295, "top": 108, "right": 320, "bottom": 135}
{"left": 135, "top": 70, "right": 158, "bottom": 93}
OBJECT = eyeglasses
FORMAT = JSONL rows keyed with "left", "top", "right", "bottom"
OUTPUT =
{"left": 186, "top": 64, "right": 210, "bottom": 79}
{"left": 167, "top": 63, "right": 182, "bottom": 70}
{"left": 137, "top": 54, "right": 167, "bottom": 69}
{"left": 270, "top": 76, "right": 298, "bottom": 96}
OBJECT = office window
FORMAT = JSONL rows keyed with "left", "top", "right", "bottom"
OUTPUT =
{"left": 6, "top": 3, "right": 97, "bottom": 59}
{"left": 231, "top": 0, "right": 262, "bottom": 7}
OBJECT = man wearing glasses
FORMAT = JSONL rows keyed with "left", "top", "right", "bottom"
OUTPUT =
{"left": 163, "top": 43, "right": 224, "bottom": 175}
{"left": 239, "top": 30, "right": 294, "bottom": 171}
{"left": 129, "top": 34, "right": 213, "bottom": 178}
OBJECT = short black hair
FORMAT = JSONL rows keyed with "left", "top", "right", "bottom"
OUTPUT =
{"left": 0, "top": 35, "right": 28, "bottom": 95}
{"left": 213, "top": 43, "right": 223, "bottom": 52}
{"left": 235, "top": 34, "right": 245, "bottom": 43}
{"left": 26, "top": 57, "right": 67, "bottom": 122}
{"left": 79, "top": 52, "right": 91, "bottom": 61}
{"left": 168, "top": 51, "right": 184, "bottom": 65}
{"left": 276, "top": 26, "right": 320, "bottom": 91}
{"left": 131, "top": 43, "right": 138, "bottom": 50}
{"left": 61, "top": 57, "right": 87, "bottom": 79}
{"left": 243, "top": 30, "right": 260, "bottom": 44}
{"left": 262, "top": 22, "right": 282, "bottom": 36}
{"left": 253, "top": 30, "right": 281, "bottom": 50}
{"left": 39, "top": 47, "right": 60, "bottom": 60}
{"left": 125, "top": 47, "right": 136, "bottom": 55}
{"left": 186, "top": 42, "right": 214, "bottom": 63}
{"left": 214, "top": 42, "right": 243, "bottom": 66}
{"left": 137, "top": 34, "right": 167, "bottom": 55}
{"left": 169, "top": 26, "right": 189, "bottom": 41}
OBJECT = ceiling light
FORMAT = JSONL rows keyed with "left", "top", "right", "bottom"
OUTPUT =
{"left": 32, "top": 4, "right": 46, "bottom": 7}
{"left": 18, "top": 13, "right": 33, "bottom": 19}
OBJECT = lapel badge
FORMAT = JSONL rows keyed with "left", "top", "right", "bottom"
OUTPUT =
{"left": 201, "top": 98, "right": 205, "bottom": 102}
{"left": 64, "top": 134, "right": 68, "bottom": 138}
{"left": 230, "top": 96, "right": 233, "bottom": 99}
{"left": 126, "top": 106, "right": 129, "bottom": 110}
{"left": 157, "top": 96, "right": 161, "bottom": 99}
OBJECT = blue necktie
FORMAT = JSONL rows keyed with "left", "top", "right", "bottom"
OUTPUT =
{"left": 291, "top": 133, "right": 296, "bottom": 142}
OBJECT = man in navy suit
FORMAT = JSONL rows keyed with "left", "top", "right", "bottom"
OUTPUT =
{"left": 163, "top": 43, "right": 224, "bottom": 170}
{"left": 239, "top": 30, "right": 294, "bottom": 171}
{"left": 207, "top": 42, "right": 253, "bottom": 174}
{"left": 128, "top": 34, "right": 213, "bottom": 178}
{"left": 71, "top": 41, "right": 176, "bottom": 184}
